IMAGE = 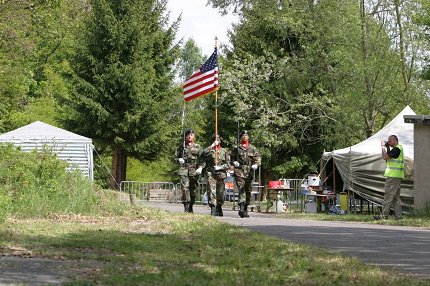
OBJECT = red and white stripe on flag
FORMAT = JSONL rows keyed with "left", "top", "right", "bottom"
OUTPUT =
{"left": 183, "top": 68, "right": 218, "bottom": 101}
{"left": 182, "top": 47, "right": 218, "bottom": 102}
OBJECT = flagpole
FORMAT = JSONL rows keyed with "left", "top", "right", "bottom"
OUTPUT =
{"left": 214, "top": 37, "right": 219, "bottom": 165}
{"left": 181, "top": 98, "right": 186, "bottom": 147}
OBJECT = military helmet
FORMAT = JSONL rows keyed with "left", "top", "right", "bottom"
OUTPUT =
{"left": 184, "top": 128, "right": 195, "bottom": 136}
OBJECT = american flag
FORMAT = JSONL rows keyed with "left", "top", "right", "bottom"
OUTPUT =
{"left": 182, "top": 48, "right": 218, "bottom": 102}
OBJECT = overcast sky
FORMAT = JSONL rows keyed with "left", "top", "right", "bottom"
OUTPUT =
{"left": 167, "top": 0, "right": 238, "bottom": 57}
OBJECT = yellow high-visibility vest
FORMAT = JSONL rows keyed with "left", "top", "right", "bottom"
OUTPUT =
{"left": 384, "top": 144, "right": 404, "bottom": 179}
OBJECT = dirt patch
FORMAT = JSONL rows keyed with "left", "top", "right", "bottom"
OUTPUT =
{"left": 0, "top": 255, "right": 102, "bottom": 286}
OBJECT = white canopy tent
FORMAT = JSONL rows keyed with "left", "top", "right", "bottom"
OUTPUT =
{"left": 0, "top": 121, "right": 94, "bottom": 181}
{"left": 321, "top": 106, "right": 415, "bottom": 209}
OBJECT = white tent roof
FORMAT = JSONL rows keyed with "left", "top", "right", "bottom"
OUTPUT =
{"left": 325, "top": 106, "right": 415, "bottom": 159}
{"left": 322, "top": 106, "right": 415, "bottom": 208}
{"left": 0, "top": 121, "right": 93, "bottom": 181}
{"left": 0, "top": 121, "right": 91, "bottom": 142}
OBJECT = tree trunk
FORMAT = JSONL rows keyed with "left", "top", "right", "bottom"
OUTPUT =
{"left": 109, "top": 144, "right": 128, "bottom": 190}
{"left": 360, "top": 0, "right": 377, "bottom": 138}
{"left": 394, "top": 0, "right": 411, "bottom": 105}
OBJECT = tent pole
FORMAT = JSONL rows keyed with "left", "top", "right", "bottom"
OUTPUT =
{"left": 348, "top": 147, "right": 352, "bottom": 213}
{"left": 333, "top": 159, "right": 336, "bottom": 195}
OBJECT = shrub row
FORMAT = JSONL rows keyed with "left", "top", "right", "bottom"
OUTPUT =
{"left": 0, "top": 143, "right": 127, "bottom": 222}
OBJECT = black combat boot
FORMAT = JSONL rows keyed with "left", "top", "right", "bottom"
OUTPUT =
{"left": 184, "top": 202, "right": 189, "bottom": 213}
{"left": 244, "top": 204, "right": 249, "bottom": 218}
{"left": 209, "top": 204, "right": 216, "bottom": 216}
{"left": 238, "top": 203, "right": 245, "bottom": 218}
{"left": 216, "top": 205, "right": 223, "bottom": 217}
{"left": 188, "top": 203, "right": 194, "bottom": 213}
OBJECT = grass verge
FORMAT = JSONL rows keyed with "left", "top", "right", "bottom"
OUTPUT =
{"left": 0, "top": 206, "right": 428, "bottom": 286}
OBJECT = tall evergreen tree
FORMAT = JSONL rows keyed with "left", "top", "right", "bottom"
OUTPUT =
{"left": 63, "top": 0, "right": 179, "bottom": 189}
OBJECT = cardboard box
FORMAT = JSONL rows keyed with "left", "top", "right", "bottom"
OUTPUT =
{"left": 308, "top": 175, "right": 320, "bottom": 186}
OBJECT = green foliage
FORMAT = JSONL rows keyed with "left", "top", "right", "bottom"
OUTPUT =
{"left": 92, "top": 146, "right": 114, "bottom": 189}
{"left": 7, "top": 96, "right": 59, "bottom": 129}
{"left": 126, "top": 156, "right": 176, "bottom": 182}
{"left": 0, "top": 0, "right": 35, "bottom": 131}
{"left": 1, "top": 0, "right": 430, "bottom": 187}
{"left": 177, "top": 38, "right": 205, "bottom": 81}
{"left": 0, "top": 0, "right": 85, "bottom": 131}
{"left": 57, "top": 0, "right": 181, "bottom": 186}
{"left": 62, "top": 0, "right": 179, "bottom": 156}
{"left": 0, "top": 143, "right": 127, "bottom": 222}
{"left": 208, "top": 0, "right": 430, "bottom": 180}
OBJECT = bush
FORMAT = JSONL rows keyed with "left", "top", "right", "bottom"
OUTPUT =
{"left": 0, "top": 143, "right": 127, "bottom": 222}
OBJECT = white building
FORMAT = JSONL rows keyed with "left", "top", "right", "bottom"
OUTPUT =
{"left": 0, "top": 121, "right": 94, "bottom": 181}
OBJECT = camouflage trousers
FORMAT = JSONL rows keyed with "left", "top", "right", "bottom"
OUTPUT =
{"left": 207, "top": 175, "right": 226, "bottom": 206}
{"left": 235, "top": 174, "right": 254, "bottom": 205}
{"left": 382, "top": 177, "right": 402, "bottom": 219}
{"left": 180, "top": 174, "right": 198, "bottom": 204}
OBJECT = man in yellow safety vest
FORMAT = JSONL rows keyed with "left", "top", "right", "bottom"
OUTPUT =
{"left": 374, "top": 134, "right": 404, "bottom": 220}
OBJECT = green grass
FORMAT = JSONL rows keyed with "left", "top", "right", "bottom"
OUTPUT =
{"left": 0, "top": 143, "right": 130, "bottom": 222}
{"left": 0, "top": 206, "right": 428, "bottom": 286}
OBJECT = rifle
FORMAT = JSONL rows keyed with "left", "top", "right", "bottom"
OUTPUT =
{"left": 182, "top": 129, "right": 186, "bottom": 161}
{"left": 236, "top": 120, "right": 240, "bottom": 162}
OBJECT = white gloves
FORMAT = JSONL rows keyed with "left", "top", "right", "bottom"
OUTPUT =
{"left": 210, "top": 140, "right": 219, "bottom": 148}
{"left": 233, "top": 161, "right": 257, "bottom": 169}
{"left": 178, "top": 158, "right": 185, "bottom": 165}
{"left": 196, "top": 167, "right": 203, "bottom": 175}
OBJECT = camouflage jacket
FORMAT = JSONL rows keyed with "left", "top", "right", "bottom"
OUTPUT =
{"left": 231, "top": 144, "right": 261, "bottom": 177}
{"left": 176, "top": 142, "right": 202, "bottom": 176}
{"left": 200, "top": 147, "right": 230, "bottom": 179}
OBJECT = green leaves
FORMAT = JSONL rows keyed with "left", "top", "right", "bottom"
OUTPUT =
{"left": 208, "top": 0, "right": 430, "bottom": 180}
{"left": 65, "top": 0, "right": 178, "bottom": 152}
{"left": 0, "top": 143, "right": 96, "bottom": 220}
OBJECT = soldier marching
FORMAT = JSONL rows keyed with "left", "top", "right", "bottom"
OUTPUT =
{"left": 176, "top": 129, "right": 261, "bottom": 218}
{"left": 199, "top": 134, "right": 230, "bottom": 216}
{"left": 175, "top": 129, "right": 203, "bottom": 213}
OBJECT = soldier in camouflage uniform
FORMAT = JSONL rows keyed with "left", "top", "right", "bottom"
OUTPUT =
{"left": 231, "top": 130, "right": 261, "bottom": 218}
{"left": 200, "top": 135, "right": 230, "bottom": 216}
{"left": 176, "top": 129, "right": 203, "bottom": 213}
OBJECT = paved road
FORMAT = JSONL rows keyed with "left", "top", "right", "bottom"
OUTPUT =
{"left": 144, "top": 201, "right": 430, "bottom": 279}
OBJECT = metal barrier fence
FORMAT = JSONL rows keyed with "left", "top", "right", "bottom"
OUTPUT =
{"left": 229, "top": 178, "right": 307, "bottom": 212}
{"left": 284, "top": 179, "right": 306, "bottom": 211}
{"left": 119, "top": 178, "right": 309, "bottom": 212}
{"left": 120, "top": 181, "right": 177, "bottom": 203}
